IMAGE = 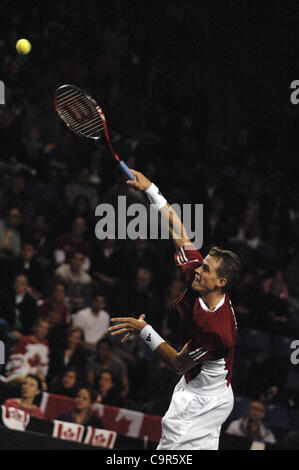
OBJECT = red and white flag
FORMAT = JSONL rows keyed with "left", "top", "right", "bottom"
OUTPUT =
{"left": 84, "top": 427, "right": 117, "bottom": 448}
{"left": 92, "top": 403, "right": 144, "bottom": 438}
{"left": 1, "top": 405, "right": 30, "bottom": 431}
{"left": 52, "top": 420, "right": 84, "bottom": 442}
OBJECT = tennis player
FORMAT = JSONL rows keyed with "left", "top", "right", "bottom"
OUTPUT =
{"left": 109, "top": 170, "right": 241, "bottom": 450}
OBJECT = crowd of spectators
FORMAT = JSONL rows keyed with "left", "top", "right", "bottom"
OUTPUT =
{"left": 0, "top": 0, "right": 298, "bottom": 447}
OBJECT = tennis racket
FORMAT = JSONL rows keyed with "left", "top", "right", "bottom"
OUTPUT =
{"left": 54, "top": 84, "right": 135, "bottom": 180}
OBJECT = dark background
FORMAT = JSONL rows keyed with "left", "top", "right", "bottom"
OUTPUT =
{"left": 0, "top": 0, "right": 299, "bottom": 449}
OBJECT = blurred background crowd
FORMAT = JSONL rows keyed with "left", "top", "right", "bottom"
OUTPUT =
{"left": 0, "top": 0, "right": 299, "bottom": 448}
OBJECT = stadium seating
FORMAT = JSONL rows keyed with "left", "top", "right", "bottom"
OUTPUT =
{"left": 288, "top": 409, "right": 299, "bottom": 430}
{"left": 265, "top": 404, "right": 290, "bottom": 441}
{"left": 226, "top": 395, "right": 251, "bottom": 423}
{"left": 236, "top": 327, "right": 272, "bottom": 354}
{"left": 272, "top": 334, "right": 293, "bottom": 359}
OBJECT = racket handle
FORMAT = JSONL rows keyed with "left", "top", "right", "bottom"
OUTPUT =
{"left": 119, "top": 160, "right": 135, "bottom": 180}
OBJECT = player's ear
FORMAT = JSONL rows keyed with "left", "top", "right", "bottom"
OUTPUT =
{"left": 217, "top": 278, "right": 227, "bottom": 289}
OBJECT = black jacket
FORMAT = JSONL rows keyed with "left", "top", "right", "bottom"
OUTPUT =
{"left": 0, "top": 289, "right": 38, "bottom": 334}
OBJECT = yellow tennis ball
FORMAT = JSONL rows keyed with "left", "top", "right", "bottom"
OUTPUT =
{"left": 16, "top": 39, "right": 32, "bottom": 55}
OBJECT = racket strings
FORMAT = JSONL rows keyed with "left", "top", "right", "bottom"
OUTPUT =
{"left": 56, "top": 87, "right": 104, "bottom": 138}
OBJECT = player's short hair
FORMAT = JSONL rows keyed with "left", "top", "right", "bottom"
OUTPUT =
{"left": 208, "top": 246, "right": 241, "bottom": 292}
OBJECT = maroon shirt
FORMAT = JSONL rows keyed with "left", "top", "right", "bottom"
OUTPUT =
{"left": 174, "top": 246, "right": 237, "bottom": 388}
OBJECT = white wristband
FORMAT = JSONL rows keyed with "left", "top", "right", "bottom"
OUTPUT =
{"left": 145, "top": 183, "right": 167, "bottom": 210}
{"left": 140, "top": 325, "right": 165, "bottom": 352}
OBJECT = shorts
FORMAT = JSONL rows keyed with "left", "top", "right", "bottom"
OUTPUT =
{"left": 157, "top": 377, "right": 234, "bottom": 450}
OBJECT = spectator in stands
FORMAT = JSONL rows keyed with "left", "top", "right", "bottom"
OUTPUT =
{"left": 9, "top": 241, "right": 45, "bottom": 295}
{"left": 72, "top": 293, "right": 110, "bottom": 350}
{"left": 64, "top": 167, "right": 99, "bottom": 209}
{"left": 112, "top": 266, "right": 160, "bottom": 331}
{"left": 229, "top": 208, "right": 262, "bottom": 270}
{"left": 263, "top": 270, "right": 290, "bottom": 301}
{"left": 257, "top": 277, "right": 290, "bottom": 333}
{"left": 259, "top": 385, "right": 283, "bottom": 406}
{"left": 233, "top": 271, "right": 258, "bottom": 327}
{"left": 3, "top": 374, "right": 44, "bottom": 418}
{"left": 55, "top": 386, "right": 103, "bottom": 428}
{"left": 64, "top": 195, "right": 94, "bottom": 234}
{"left": 91, "top": 239, "right": 121, "bottom": 292}
{"left": 226, "top": 400, "right": 276, "bottom": 444}
{"left": 123, "top": 239, "right": 156, "bottom": 281}
{"left": 160, "top": 279, "right": 185, "bottom": 344}
{"left": 0, "top": 0, "right": 298, "bottom": 440}
{"left": 140, "top": 358, "right": 179, "bottom": 416}
{"left": 4, "top": 317, "right": 50, "bottom": 387}
{"left": 54, "top": 216, "right": 91, "bottom": 270}
{"left": 55, "top": 251, "right": 94, "bottom": 312}
{"left": 38, "top": 281, "right": 71, "bottom": 344}
{"left": 0, "top": 173, "right": 34, "bottom": 226}
{"left": 96, "top": 369, "right": 137, "bottom": 410}
{"left": 47, "top": 326, "right": 88, "bottom": 385}
{"left": 110, "top": 331, "right": 149, "bottom": 403}
{"left": 0, "top": 274, "right": 38, "bottom": 341}
{"left": 0, "top": 207, "right": 21, "bottom": 257}
{"left": 86, "top": 336, "right": 129, "bottom": 397}
{"left": 49, "top": 365, "right": 82, "bottom": 398}
{"left": 24, "top": 214, "right": 54, "bottom": 272}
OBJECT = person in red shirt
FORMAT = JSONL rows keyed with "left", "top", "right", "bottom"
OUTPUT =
{"left": 4, "top": 374, "right": 44, "bottom": 419}
{"left": 5, "top": 317, "right": 50, "bottom": 386}
{"left": 109, "top": 169, "right": 241, "bottom": 450}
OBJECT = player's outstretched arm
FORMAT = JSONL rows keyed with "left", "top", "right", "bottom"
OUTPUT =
{"left": 127, "top": 169, "right": 191, "bottom": 249}
{"left": 109, "top": 317, "right": 197, "bottom": 374}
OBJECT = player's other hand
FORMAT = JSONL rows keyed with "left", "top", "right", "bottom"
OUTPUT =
{"left": 108, "top": 314, "right": 147, "bottom": 343}
{"left": 126, "top": 169, "right": 152, "bottom": 191}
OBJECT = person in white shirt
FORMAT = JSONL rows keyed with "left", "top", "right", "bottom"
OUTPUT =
{"left": 73, "top": 294, "right": 110, "bottom": 349}
{"left": 55, "top": 251, "right": 93, "bottom": 311}
{"left": 225, "top": 400, "right": 276, "bottom": 444}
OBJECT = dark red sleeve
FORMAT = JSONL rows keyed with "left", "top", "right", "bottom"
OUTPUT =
{"left": 174, "top": 245, "right": 203, "bottom": 283}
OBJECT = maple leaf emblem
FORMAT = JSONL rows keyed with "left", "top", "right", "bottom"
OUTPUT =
{"left": 28, "top": 353, "right": 41, "bottom": 368}
{"left": 116, "top": 416, "right": 132, "bottom": 435}
{"left": 63, "top": 428, "right": 76, "bottom": 440}
{"left": 10, "top": 408, "right": 24, "bottom": 420}
{"left": 93, "top": 433, "right": 107, "bottom": 445}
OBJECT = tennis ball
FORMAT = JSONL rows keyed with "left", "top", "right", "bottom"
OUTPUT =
{"left": 16, "top": 39, "right": 32, "bottom": 55}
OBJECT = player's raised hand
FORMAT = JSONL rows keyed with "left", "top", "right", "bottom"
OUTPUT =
{"left": 108, "top": 314, "right": 147, "bottom": 343}
{"left": 126, "top": 169, "right": 152, "bottom": 191}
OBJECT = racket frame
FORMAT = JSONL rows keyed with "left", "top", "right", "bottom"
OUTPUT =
{"left": 55, "top": 84, "right": 134, "bottom": 180}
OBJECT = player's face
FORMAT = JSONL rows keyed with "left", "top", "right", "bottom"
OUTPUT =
{"left": 191, "top": 255, "right": 223, "bottom": 295}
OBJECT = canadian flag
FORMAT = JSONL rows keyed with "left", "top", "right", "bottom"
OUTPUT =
{"left": 52, "top": 420, "right": 84, "bottom": 442}
{"left": 40, "top": 393, "right": 162, "bottom": 441}
{"left": 84, "top": 427, "right": 117, "bottom": 448}
{"left": 92, "top": 403, "right": 144, "bottom": 438}
{"left": 1, "top": 405, "right": 30, "bottom": 431}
